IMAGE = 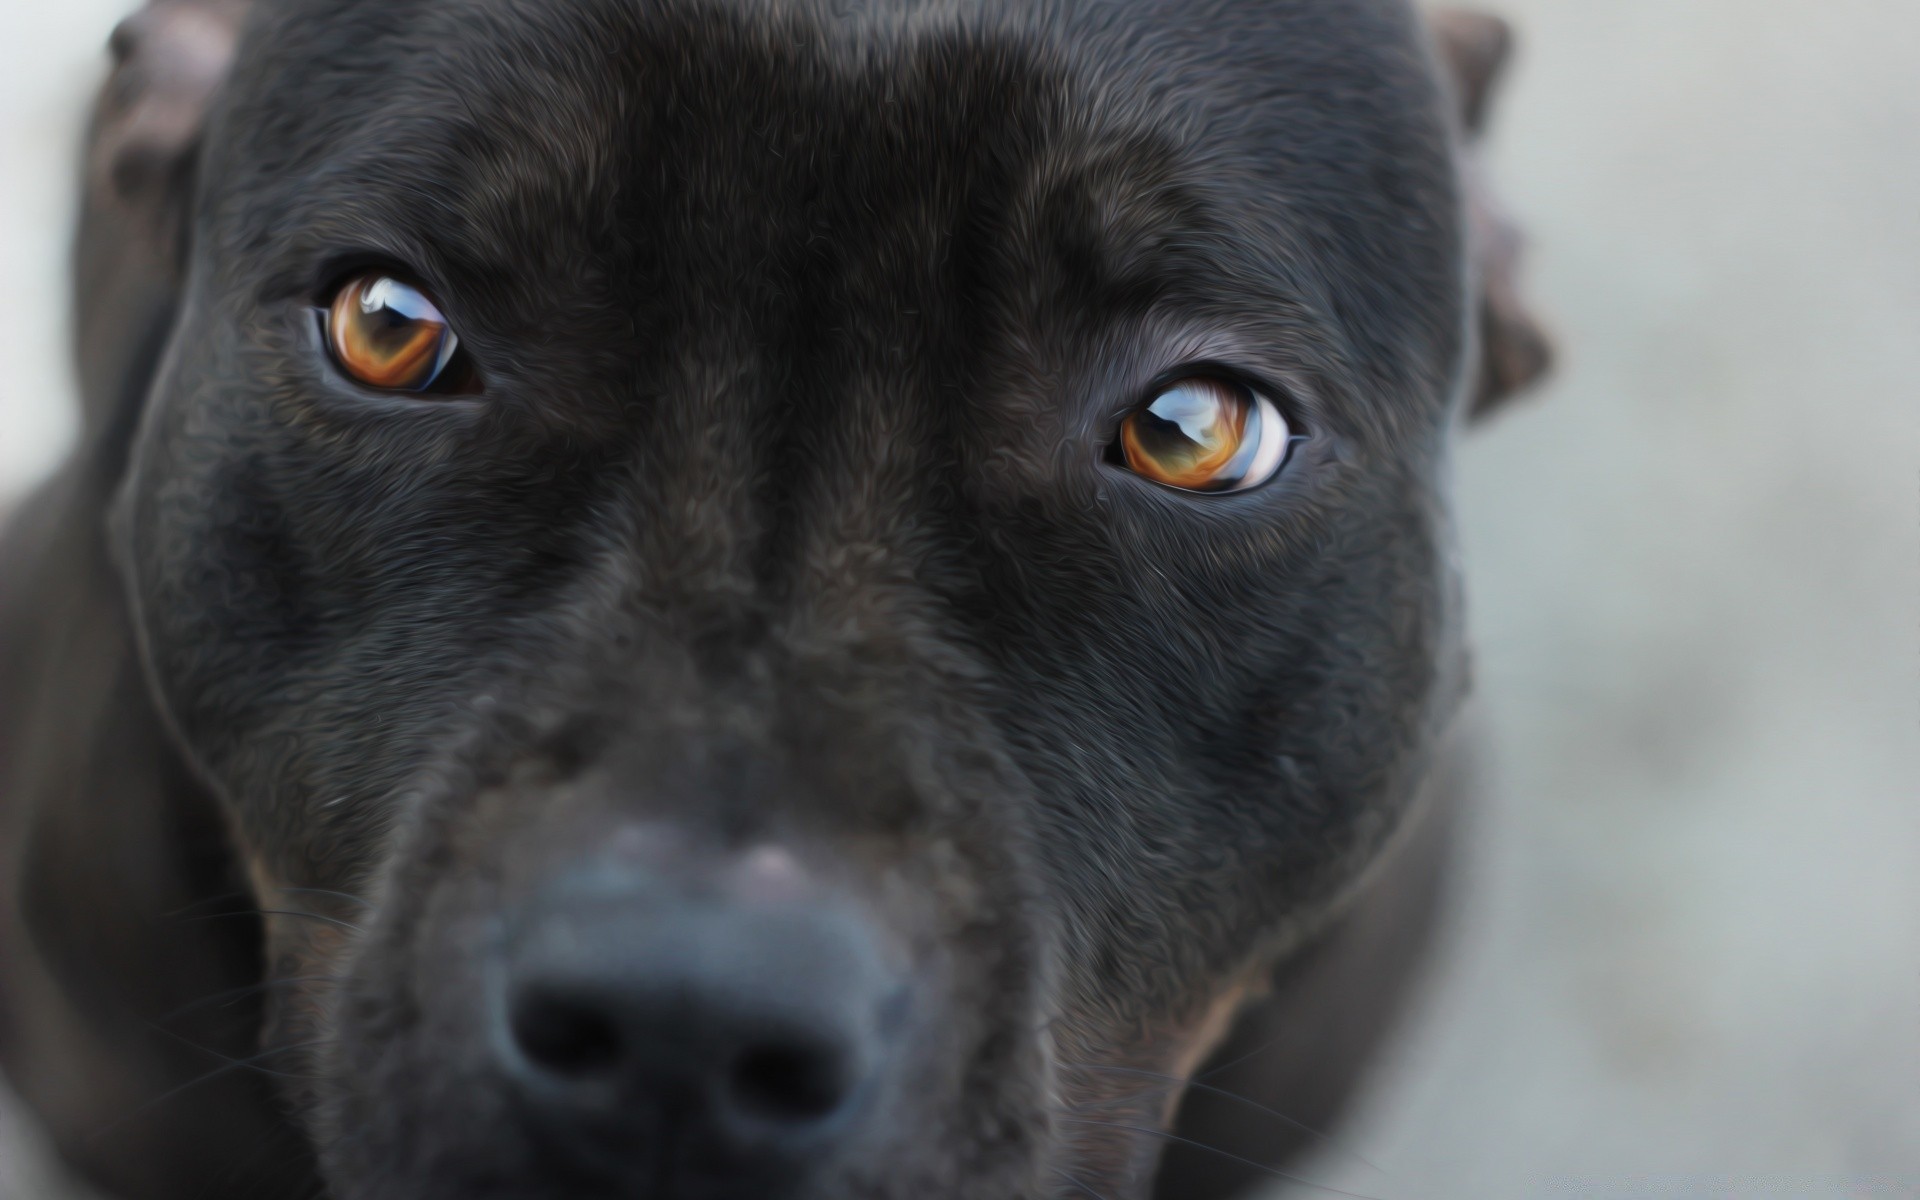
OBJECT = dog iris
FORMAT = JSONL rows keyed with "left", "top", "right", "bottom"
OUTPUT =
{"left": 325, "top": 274, "right": 461, "bottom": 391}
{"left": 1118, "top": 377, "right": 1290, "bottom": 492}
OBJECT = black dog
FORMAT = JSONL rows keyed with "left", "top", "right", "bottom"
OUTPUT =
{"left": 0, "top": 1, "right": 1547, "bottom": 1197}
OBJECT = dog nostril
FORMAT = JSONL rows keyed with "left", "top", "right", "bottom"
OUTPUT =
{"left": 510, "top": 991, "right": 624, "bottom": 1078}
{"left": 497, "top": 878, "right": 898, "bottom": 1174}
{"left": 726, "top": 1041, "right": 852, "bottom": 1124}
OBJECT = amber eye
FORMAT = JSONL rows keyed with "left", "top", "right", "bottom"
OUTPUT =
{"left": 324, "top": 273, "right": 463, "bottom": 392}
{"left": 1117, "top": 377, "right": 1291, "bottom": 493}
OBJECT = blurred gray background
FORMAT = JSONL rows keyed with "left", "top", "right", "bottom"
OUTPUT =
{"left": 1, "top": 1, "right": 1914, "bottom": 1198}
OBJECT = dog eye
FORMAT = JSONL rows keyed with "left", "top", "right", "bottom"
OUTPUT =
{"left": 323, "top": 273, "right": 465, "bottom": 392}
{"left": 1116, "top": 377, "right": 1291, "bottom": 493}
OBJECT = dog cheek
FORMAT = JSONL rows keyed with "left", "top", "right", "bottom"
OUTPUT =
{"left": 241, "top": 861, "right": 369, "bottom": 1122}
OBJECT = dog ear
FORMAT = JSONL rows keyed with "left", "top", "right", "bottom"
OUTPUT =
{"left": 73, "top": 0, "right": 248, "bottom": 439}
{"left": 0, "top": 4, "right": 313, "bottom": 1194}
{"left": 1430, "top": 8, "right": 1553, "bottom": 418}
{"left": 1430, "top": 8, "right": 1511, "bottom": 136}
{"left": 0, "top": 560, "right": 310, "bottom": 1197}
{"left": 88, "top": 0, "right": 245, "bottom": 237}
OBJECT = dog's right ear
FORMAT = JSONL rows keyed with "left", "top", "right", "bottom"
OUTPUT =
{"left": 0, "top": 5, "right": 311, "bottom": 1194}
{"left": 1429, "top": 8, "right": 1553, "bottom": 418}
{"left": 73, "top": 0, "right": 248, "bottom": 440}
{"left": 89, "top": 0, "right": 245, "bottom": 245}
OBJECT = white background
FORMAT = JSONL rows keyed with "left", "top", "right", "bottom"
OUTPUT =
{"left": 1, "top": 2, "right": 1915, "bottom": 1198}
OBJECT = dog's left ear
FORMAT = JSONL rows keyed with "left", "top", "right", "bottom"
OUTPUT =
{"left": 1430, "top": 9, "right": 1553, "bottom": 418}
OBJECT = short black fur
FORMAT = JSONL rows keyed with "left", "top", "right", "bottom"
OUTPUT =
{"left": 0, "top": 1, "right": 1544, "bottom": 1197}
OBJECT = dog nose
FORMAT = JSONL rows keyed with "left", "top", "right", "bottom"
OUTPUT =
{"left": 494, "top": 874, "right": 903, "bottom": 1188}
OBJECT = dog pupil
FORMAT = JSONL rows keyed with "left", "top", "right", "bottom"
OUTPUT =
{"left": 1138, "top": 409, "right": 1205, "bottom": 459}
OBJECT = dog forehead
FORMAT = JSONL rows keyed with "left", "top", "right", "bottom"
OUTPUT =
{"left": 206, "top": 0, "right": 1460, "bottom": 436}
{"left": 214, "top": 0, "right": 1446, "bottom": 245}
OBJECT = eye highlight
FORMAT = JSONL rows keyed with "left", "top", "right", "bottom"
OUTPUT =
{"left": 324, "top": 273, "right": 464, "bottom": 392}
{"left": 1116, "top": 377, "right": 1291, "bottom": 493}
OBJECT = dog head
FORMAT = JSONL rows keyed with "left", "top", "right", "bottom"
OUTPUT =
{"left": 71, "top": 0, "right": 1544, "bottom": 1196}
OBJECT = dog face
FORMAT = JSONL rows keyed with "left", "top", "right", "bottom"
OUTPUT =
{"left": 108, "top": 0, "right": 1470, "bottom": 1195}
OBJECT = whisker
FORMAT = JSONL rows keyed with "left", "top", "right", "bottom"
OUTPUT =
{"left": 279, "top": 886, "right": 373, "bottom": 909}
{"left": 1056, "top": 1062, "right": 1384, "bottom": 1175}
{"left": 256, "top": 908, "right": 366, "bottom": 934}
{"left": 178, "top": 909, "right": 365, "bottom": 936}
{"left": 1194, "top": 1029, "right": 1295, "bottom": 1083}
{"left": 142, "top": 1025, "right": 329, "bottom": 1084}
{"left": 173, "top": 907, "right": 365, "bottom": 935}
{"left": 152, "top": 975, "right": 344, "bottom": 1025}
{"left": 1056, "top": 1116, "right": 1389, "bottom": 1200}
{"left": 86, "top": 1039, "right": 339, "bottom": 1141}
{"left": 160, "top": 891, "right": 258, "bottom": 919}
